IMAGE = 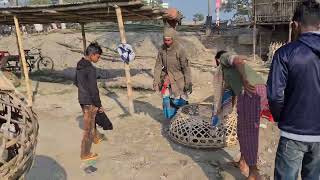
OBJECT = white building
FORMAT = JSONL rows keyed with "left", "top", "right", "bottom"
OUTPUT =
{"left": 0, "top": 0, "right": 9, "bottom": 7}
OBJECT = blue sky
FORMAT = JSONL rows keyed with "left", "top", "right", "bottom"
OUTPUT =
{"left": 163, "top": 0, "right": 233, "bottom": 21}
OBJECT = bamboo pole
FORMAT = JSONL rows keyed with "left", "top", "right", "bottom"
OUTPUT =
{"left": 115, "top": 5, "right": 135, "bottom": 115}
{"left": 288, "top": 21, "right": 292, "bottom": 42}
{"left": 259, "top": 32, "right": 262, "bottom": 58}
{"left": 81, "top": 23, "right": 86, "bottom": 55}
{"left": 206, "top": 0, "right": 212, "bottom": 36}
{"left": 13, "top": 16, "right": 32, "bottom": 107}
{"left": 253, "top": 0, "right": 257, "bottom": 62}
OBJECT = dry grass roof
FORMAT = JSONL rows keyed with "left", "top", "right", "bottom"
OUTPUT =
{"left": 0, "top": 0, "right": 164, "bottom": 24}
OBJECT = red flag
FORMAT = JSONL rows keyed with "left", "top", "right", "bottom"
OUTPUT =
{"left": 216, "top": 0, "right": 221, "bottom": 9}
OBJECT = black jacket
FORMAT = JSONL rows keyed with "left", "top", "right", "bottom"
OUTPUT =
{"left": 267, "top": 32, "right": 320, "bottom": 135}
{"left": 75, "top": 58, "right": 102, "bottom": 107}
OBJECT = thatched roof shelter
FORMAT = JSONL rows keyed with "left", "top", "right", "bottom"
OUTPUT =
{"left": 0, "top": 1, "right": 166, "bottom": 179}
{"left": 0, "top": 0, "right": 165, "bottom": 114}
{"left": 0, "top": 0, "right": 164, "bottom": 24}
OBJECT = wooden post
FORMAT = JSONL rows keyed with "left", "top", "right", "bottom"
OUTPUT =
{"left": 288, "top": 21, "right": 292, "bottom": 42}
{"left": 206, "top": 0, "right": 212, "bottom": 36}
{"left": 115, "top": 5, "right": 135, "bottom": 115}
{"left": 253, "top": 0, "right": 257, "bottom": 61}
{"left": 81, "top": 23, "right": 86, "bottom": 55}
{"left": 13, "top": 16, "right": 32, "bottom": 107}
{"left": 259, "top": 32, "right": 262, "bottom": 58}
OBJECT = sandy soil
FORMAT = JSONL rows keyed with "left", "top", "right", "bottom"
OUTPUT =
{"left": 0, "top": 30, "right": 280, "bottom": 180}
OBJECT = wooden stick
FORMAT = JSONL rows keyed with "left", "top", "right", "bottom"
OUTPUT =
{"left": 288, "top": 21, "right": 292, "bottom": 42}
{"left": 259, "top": 32, "right": 262, "bottom": 58}
{"left": 13, "top": 16, "right": 32, "bottom": 107}
{"left": 253, "top": 0, "right": 257, "bottom": 61}
{"left": 253, "top": 15, "right": 257, "bottom": 61}
{"left": 81, "top": 23, "right": 86, "bottom": 55}
{"left": 115, "top": 5, "right": 135, "bottom": 115}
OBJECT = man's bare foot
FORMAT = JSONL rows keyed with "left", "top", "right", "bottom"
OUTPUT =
{"left": 247, "top": 173, "right": 263, "bottom": 180}
{"left": 239, "top": 158, "right": 249, "bottom": 177}
{"left": 247, "top": 166, "right": 263, "bottom": 180}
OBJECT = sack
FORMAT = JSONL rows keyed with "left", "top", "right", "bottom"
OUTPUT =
{"left": 163, "top": 8, "right": 183, "bottom": 21}
{"left": 162, "top": 96, "right": 187, "bottom": 119}
{"left": 117, "top": 43, "right": 135, "bottom": 64}
{"left": 95, "top": 111, "right": 113, "bottom": 130}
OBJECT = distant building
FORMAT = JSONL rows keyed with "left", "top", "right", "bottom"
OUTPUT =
{"left": 0, "top": 0, "right": 9, "bottom": 7}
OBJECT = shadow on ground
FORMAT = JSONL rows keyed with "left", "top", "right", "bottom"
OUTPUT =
{"left": 133, "top": 99, "right": 246, "bottom": 180}
{"left": 26, "top": 155, "right": 67, "bottom": 180}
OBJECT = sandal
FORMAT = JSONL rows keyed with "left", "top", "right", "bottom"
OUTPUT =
{"left": 93, "top": 134, "right": 107, "bottom": 144}
{"left": 81, "top": 153, "right": 98, "bottom": 161}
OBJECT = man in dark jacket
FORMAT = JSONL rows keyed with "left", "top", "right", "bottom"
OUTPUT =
{"left": 75, "top": 42, "right": 104, "bottom": 161}
{"left": 267, "top": 0, "right": 320, "bottom": 179}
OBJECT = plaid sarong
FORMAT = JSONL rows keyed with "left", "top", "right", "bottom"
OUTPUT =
{"left": 237, "top": 84, "right": 266, "bottom": 166}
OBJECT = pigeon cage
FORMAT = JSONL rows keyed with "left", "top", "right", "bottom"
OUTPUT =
{"left": 255, "top": 0, "right": 303, "bottom": 25}
{"left": 168, "top": 104, "right": 238, "bottom": 149}
{"left": 0, "top": 76, "right": 39, "bottom": 179}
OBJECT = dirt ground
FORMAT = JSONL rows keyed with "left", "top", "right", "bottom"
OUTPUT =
{"left": 0, "top": 30, "right": 280, "bottom": 180}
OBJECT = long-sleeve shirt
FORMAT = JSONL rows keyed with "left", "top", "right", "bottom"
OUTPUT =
{"left": 267, "top": 32, "right": 320, "bottom": 138}
{"left": 75, "top": 58, "right": 102, "bottom": 107}
{"left": 154, "top": 43, "right": 191, "bottom": 97}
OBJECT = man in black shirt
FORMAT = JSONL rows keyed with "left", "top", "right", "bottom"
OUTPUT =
{"left": 75, "top": 42, "right": 104, "bottom": 161}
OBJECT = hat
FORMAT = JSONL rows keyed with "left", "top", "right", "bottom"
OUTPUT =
{"left": 163, "top": 28, "right": 177, "bottom": 39}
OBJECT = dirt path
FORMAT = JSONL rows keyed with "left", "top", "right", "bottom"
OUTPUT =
{"left": 0, "top": 31, "right": 279, "bottom": 180}
{"left": 22, "top": 81, "right": 246, "bottom": 180}
{"left": 21, "top": 77, "right": 278, "bottom": 180}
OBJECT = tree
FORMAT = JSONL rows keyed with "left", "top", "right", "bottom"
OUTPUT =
{"left": 193, "top": 13, "right": 204, "bottom": 24}
{"left": 222, "top": 0, "right": 252, "bottom": 19}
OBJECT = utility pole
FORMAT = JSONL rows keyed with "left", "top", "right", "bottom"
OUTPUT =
{"left": 206, "top": 0, "right": 212, "bottom": 36}
{"left": 59, "top": 0, "right": 66, "bottom": 29}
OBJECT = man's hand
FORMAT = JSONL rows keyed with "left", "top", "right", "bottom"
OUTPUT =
{"left": 243, "top": 79, "right": 256, "bottom": 95}
{"left": 184, "top": 83, "right": 193, "bottom": 94}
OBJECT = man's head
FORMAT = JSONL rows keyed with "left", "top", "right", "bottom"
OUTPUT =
{"left": 85, "top": 42, "right": 103, "bottom": 63}
{"left": 292, "top": 0, "right": 320, "bottom": 39}
{"left": 163, "top": 28, "right": 177, "bottom": 47}
{"left": 215, "top": 50, "right": 227, "bottom": 66}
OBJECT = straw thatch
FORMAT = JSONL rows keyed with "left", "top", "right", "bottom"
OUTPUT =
{"left": 0, "top": 0, "right": 164, "bottom": 25}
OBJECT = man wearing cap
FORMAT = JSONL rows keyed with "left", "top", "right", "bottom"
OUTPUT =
{"left": 153, "top": 28, "right": 192, "bottom": 119}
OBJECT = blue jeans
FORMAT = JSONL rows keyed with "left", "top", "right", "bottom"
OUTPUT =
{"left": 275, "top": 137, "right": 320, "bottom": 180}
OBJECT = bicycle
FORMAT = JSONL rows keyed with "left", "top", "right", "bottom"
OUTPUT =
{"left": 1, "top": 48, "right": 54, "bottom": 73}
{"left": 25, "top": 48, "right": 54, "bottom": 72}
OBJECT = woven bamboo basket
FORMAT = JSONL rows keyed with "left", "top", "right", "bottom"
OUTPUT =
{"left": 168, "top": 104, "right": 238, "bottom": 149}
{"left": 0, "top": 74, "right": 39, "bottom": 180}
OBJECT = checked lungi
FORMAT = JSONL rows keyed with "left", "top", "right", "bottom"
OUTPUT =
{"left": 237, "top": 84, "right": 267, "bottom": 166}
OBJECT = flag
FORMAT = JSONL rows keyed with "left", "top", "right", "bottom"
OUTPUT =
{"left": 216, "top": 0, "right": 221, "bottom": 9}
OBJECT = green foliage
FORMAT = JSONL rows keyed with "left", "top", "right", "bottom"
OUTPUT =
{"left": 193, "top": 13, "right": 204, "bottom": 23}
{"left": 222, "top": 0, "right": 252, "bottom": 18}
